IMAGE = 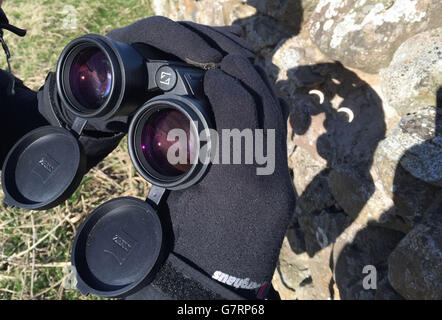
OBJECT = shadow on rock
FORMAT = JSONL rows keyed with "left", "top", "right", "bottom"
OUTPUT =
{"left": 229, "top": 2, "right": 441, "bottom": 300}
{"left": 286, "top": 62, "right": 387, "bottom": 255}
{"left": 334, "top": 88, "right": 442, "bottom": 300}
{"left": 276, "top": 62, "right": 397, "bottom": 299}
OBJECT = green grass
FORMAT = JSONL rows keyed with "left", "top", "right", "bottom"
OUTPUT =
{"left": 1, "top": 0, "right": 153, "bottom": 90}
{"left": 0, "top": 0, "right": 153, "bottom": 300}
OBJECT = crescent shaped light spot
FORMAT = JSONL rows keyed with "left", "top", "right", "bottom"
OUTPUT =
{"left": 338, "top": 107, "right": 355, "bottom": 123}
{"left": 308, "top": 89, "right": 325, "bottom": 104}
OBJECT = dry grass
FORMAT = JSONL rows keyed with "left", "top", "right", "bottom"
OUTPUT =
{"left": 0, "top": 0, "right": 153, "bottom": 300}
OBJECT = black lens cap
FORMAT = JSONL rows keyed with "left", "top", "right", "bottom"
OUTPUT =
{"left": 1, "top": 126, "right": 86, "bottom": 210}
{"left": 71, "top": 197, "right": 163, "bottom": 298}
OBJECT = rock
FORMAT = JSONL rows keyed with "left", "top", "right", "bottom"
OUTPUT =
{"left": 400, "top": 137, "right": 442, "bottom": 187}
{"left": 371, "top": 158, "right": 440, "bottom": 231}
{"left": 275, "top": 236, "right": 316, "bottom": 299}
{"left": 308, "top": 0, "right": 442, "bottom": 73}
{"left": 374, "top": 108, "right": 436, "bottom": 184}
{"left": 333, "top": 223, "right": 405, "bottom": 299}
{"left": 286, "top": 219, "right": 307, "bottom": 254}
{"left": 290, "top": 147, "right": 334, "bottom": 219}
{"left": 293, "top": 63, "right": 388, "bottom": 226}
{"left": 151, "top": 0, "right": 292, "bottom": 56}
{"left": 150, "top": 0, "right": 256, "bottom": 26}
{"left": 298, "top": 208, "right": 351, "bottom": 257}
{"left": 276, "top": 199, "right": 352, "bottom": 300}
{"left": 331, "top": 167, "right": 411, "bottom": 233}
{"left": 388, "top": 198, "right": 442, "bottom": 299}
{"left": 150, "top": 0, "right": 196, "bottom": 21}
{"left": 295, "top": 251, "right": 335, "bottom": 300}
{"left": 151, "top": 0, "right": 442, "bottom": 302}
{"left": 286, "top": 119, "right": 296, "bottom": 165}
{"left": 306, "top": 66, "right": 386, "bottom": 174}
{"left": 287, "top": 60, "right": 406, "bottom": 232}
{"left": 151, "top": 0, "right": 291, "bottom": 57}
{"left": 372, "top": 106, "right": 442, "bottom": 229}
{"left": 374, "top": 276, "right": 404, "bottom": 300}
{"left": 272, "top": 267, "right": 297, "bottom": 300}
{"left": 297, "top": 170, "right": 335, "bottom": 219}
{"left": 376, "top": 106, "right": 439, "bottom": 179}
{"left": 247, "top": 0, "right": 319, "bottom": 32}
{"left": 329, "top": 170, "right": 375, "bottom": 221}
{"left": 380, "top": 27, "right": 442, "bottom": 117}
{"left": 265, "top": 27, "right": 330, "bottom": 99}
{"left": 291, "top": 107, "right": 327, "bottom": 159}
{"left": 398, "top": 107, "right": 442, "bottom": 187}
{"left": 286, "top": 62, "right": 386, "bottom": 171}
{"left": 276, "top": 231, "right": 342, "bottom": 300}
{"left": 390, "top": 165, "right": 440, "bottom": 228}
{"left": 240, "top": 15, "right": 290, "bottom": 53}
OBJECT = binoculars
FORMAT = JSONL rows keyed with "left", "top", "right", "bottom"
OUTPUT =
{"left": 1, "top": 34, "right": 214, "bottom": 297}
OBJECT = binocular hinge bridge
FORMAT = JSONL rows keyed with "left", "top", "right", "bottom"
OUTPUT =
{"left": 146, "top": 185, "right": 167, "bottom": 208}
{"left": 70, "top": 117, "right": 88, "bottom": 138}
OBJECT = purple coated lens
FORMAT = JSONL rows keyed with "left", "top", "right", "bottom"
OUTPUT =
{"left": 69, "top": 47, "right": 112, "bottom": 110}
{"left": 141, "top": 109, "right": 197, "bottom": 177}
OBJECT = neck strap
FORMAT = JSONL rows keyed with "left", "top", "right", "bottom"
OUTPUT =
{"left": 0, "top": 8, "right": 27, "bottom": 95}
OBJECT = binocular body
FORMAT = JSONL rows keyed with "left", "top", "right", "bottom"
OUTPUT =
{"left": 1, "top": 34, "right": 215, "bottom": 297}
{"left": 56, "top": 34, "right": 208, "bottom": 120}
{"left": 2, "top": 34, "right": 214, "bottom": 209}
{"left": 58, "top": 34, "right": 214, "bottom": 190}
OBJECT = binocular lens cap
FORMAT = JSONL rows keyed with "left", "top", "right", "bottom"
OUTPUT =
{"left": 1, "top": 126, "right": 85, "bottom": 210}
{"left": 71, "top": 197, "right": 163, "bottom": 298}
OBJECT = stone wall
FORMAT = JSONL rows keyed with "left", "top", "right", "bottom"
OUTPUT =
{"left": 151, "top": 0, "right": 442, "bottom": 300}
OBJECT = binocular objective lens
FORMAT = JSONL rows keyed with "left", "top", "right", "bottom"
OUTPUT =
{"left": 140, "top": 109, "right": 197, "bottom": 177}
{"left": 69, "top": 47, "right": 112, "bottom": 111}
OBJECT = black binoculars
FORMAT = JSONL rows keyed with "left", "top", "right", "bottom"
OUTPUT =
{"left": 1, "top": 34, "right": 215, "bottom": 297}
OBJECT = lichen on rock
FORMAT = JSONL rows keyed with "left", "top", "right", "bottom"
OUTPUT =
{"left": 308, "top": 0, "right": 442, "bottom": 73}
